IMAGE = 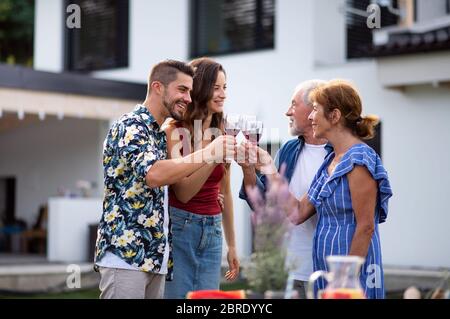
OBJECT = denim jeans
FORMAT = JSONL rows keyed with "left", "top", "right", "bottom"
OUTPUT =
{"left": 164, "top": 207, "right": 223, "bottom": 299}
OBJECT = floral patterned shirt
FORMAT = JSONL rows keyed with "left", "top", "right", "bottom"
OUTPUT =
{"left": 95, "top": 104, "right": 173, "bottom": 279}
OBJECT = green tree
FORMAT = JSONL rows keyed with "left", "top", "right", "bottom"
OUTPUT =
{"left": 0, "top": 0, "right": 34, "bottom": 66}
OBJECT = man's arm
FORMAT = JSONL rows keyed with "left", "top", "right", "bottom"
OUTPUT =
{"left": 288, "top": 193, "right": 316, "bottom": 225}
{"left": 118, "top": 121, "right": 235, "bottom": 189}
{"left": 146, "top": 135, "right": 235, "bottom": 188}
{"left": 242, "top": 166, "right": 257, "bottom": 191}
{"left": 238, "top": 144, "right": 280, "bottom": 208}
{"left": 164, "top": 125, "right": 218, "bottom": 203}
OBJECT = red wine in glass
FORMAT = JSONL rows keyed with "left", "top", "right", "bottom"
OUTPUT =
{"left": 243, "top": 120, "right": 263, "bottom": 144}
{"left": 244, "top": 130, "right": 262, "bottom": 144}
{"left": 225, "top": 128, "right": 240, "bottom": 137}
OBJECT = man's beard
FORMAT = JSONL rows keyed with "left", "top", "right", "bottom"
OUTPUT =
{"left": 163, "top": 92, "right": 184, "bottom": 121}
{"left": 289, "top": 122, "right": 302, "bottom": 136}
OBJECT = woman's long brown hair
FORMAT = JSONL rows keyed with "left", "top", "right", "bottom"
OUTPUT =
{"left": 182, "top": 57, "right": 225, "bottom": 150}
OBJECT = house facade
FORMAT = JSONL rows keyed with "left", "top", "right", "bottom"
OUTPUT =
{"left": 2, "top": 0, "right": 449, "bottom": 268}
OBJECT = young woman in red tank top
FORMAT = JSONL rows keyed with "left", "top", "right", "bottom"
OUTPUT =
{"left": 164, "top": 58, "right": 239, "bottom": 299}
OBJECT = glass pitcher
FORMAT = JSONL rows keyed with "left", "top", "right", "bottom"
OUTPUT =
{"left": 307, "top": 255, "right": 366, "bottom": 299}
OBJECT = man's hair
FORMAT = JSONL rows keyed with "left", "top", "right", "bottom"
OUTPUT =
{"left": 295, "top": 79, "right": 327, "bottom": 107}
{"left": 148, "top": 60, "right": 194, "bottom": 92}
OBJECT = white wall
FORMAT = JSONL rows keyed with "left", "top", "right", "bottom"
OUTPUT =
{"left": 416, "top": 0, "right": 449, "bottom": 22}
{"left": 313, "top": 0, "right": 346, "bottom": 66}
{"left": 378, "top": 85, "right": 450, "bottom": 268}
{"left": 34, "top": 0, "right": 64, "bottom": 72}
{"left": 0, "top": 117, "right": 108, "bottom": 227}
{"left": 33, "top": 0, "right": 450, "bottom": 268}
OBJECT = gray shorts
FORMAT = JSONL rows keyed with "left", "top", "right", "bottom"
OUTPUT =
{"left": 99, "top": 267, "right": 165, "bottom": 299}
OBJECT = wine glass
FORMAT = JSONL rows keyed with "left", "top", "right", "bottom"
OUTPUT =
{"left": 224, "top": 113, "right": 242, "bottom": 137}
{"left": 242, "top": 116, "right": 264, "bottom": 145}
{"left": 240, "top": 114, "right": 256, "bottom": 140}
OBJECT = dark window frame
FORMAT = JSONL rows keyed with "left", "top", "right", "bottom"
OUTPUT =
{"left": 414, "top": 0, "right": 418, "bottom": 21}
{"left": 0, "top": 177, "right": 16, "bottom": 224}
{"left": 64, "top": 0, "right": 129, "bottom": 72}
{"left": 190, "top": 0, "right": 275, "bottom": 58}
{"left": 365, "top": 122, "right": 382, "bottom": 158}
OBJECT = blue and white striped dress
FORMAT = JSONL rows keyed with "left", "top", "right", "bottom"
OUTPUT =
{"left": 307, "top": 143, "right": 393, "bottom": 299}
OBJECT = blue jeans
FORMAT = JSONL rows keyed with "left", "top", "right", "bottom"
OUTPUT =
{"left": 164, "top": 207, "right": 223, "bottom": 299}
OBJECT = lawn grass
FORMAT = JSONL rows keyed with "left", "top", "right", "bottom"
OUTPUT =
{"left": 220, "top": 280, "right": 250, "bottom": 291}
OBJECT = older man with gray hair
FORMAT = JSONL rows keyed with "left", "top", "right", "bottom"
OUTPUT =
{"left": 239, "top": 80, "right": 331, "bottom": 298}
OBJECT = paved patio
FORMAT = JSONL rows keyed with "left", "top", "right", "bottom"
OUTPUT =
{"left": 0, "top": 253, "right": 99, "bottom": 294}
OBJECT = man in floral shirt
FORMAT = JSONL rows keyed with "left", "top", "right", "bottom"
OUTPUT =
{"left": 95, "top": 60, "right": 236, "bottom": 299}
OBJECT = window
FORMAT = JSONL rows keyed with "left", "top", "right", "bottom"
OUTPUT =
{"left": 65, "top": 0, "right": 129, "bottom": 72}
{"left": 346, "top": 0, "right": 399, "bottom": 59}
{"left": 0, "top": 0, "right": 34, "bottom": 66}
{"left": 191, "top": 0, "right": 275, "bottom": 57}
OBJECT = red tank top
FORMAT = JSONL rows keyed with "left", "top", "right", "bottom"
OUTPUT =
{"left": 168, "top": 123, "right": 226, "bottom": 215}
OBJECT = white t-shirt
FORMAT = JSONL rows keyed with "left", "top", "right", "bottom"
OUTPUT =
{"left": 286, "top": 143, "right": 328, "bottom": 281}
{"left": 97, "top": 186, "right": 170, "bottom": 275}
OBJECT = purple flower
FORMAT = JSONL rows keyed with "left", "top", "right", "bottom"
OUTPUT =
{"left": 246, "top": 170, "right": 294, "bottom": 251}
